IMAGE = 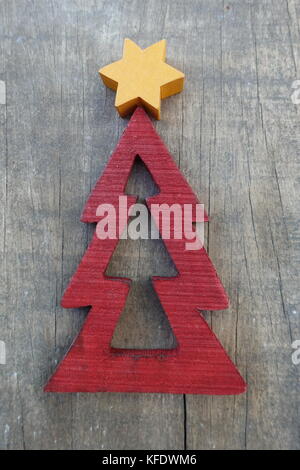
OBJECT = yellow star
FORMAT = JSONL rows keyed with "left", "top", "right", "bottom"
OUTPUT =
{"left": 99, "top": 39, "right": 184, "bottom": 120}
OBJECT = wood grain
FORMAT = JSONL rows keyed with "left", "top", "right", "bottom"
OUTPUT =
{"left": 0, "top": 0, "right": 299, "bottom": 449}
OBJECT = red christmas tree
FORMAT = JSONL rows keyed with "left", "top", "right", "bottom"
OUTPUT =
{"left": 45, "top": 107, "right": 246, "bottom": 394}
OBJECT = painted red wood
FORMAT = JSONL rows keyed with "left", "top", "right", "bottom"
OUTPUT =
{"left": 45, "top": 107, "right": 246, "bottom": 394}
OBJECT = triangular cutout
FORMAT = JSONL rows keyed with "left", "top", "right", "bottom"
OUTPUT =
{"left": 106, "top": 156, "right": 177, "bottom": 351}
{"left": 109, "top": 280, "right": 178, "bottom": 350}
{"left": 125, "top": 155, "right": 159, "bottom": 200}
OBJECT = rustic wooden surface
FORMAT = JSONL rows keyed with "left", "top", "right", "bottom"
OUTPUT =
{"left": 0, "top": 0, "right": 299, "bottom": 449}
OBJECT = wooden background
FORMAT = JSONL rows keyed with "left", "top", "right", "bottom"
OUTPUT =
{"left": 0, "top": 0, "right": 299, "bottom": 450}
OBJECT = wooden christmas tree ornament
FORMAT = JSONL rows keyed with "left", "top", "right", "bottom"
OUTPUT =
{"left": 99, "top": 39, "right": 184, "bottom": 119}
{"left": 45, "top": 106, "right": 246, "bottom": 395}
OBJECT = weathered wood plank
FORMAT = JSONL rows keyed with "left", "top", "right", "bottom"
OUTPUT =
{"left": 0, "top": 0, "right": 184, "bottom": 450}
{"left": 0, "top": 0, "right": 299, "bottom": 449}
{"left": 185, "top": 0, "right": 300, "bottom": 450}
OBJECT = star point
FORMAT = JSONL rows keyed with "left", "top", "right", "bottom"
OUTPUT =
{"left": 99, "top": 39, "right": 184, "bottom": 119}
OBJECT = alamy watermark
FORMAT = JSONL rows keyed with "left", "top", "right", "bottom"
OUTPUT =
{"left": 95, "top": 196, "right": 205, "bottom": 250}
{"left": 0, "top": 340, "right": 6, "bottom": 365}
{"left": 291, "top": 80, "right": 300, "bottom": 104}
{"left": 292, "top": 339, "right": 300, "bottom": 365}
